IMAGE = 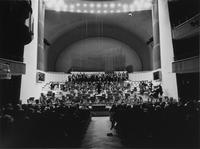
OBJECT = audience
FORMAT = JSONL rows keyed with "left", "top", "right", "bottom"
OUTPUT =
{"left": 0, "top": 102, "right": 91, "bottom": 147}
{"left": 1, "top": 72, "right": 199, "bottom": 148}
{"left": 109, "top": 99, "right": 200, "bottom": 147}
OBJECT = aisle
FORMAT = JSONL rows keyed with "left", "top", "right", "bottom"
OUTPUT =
{"left": 81, "top": 117, "right": 123, "bottom": 148}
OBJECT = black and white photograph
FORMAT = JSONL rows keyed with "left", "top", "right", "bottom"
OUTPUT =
{"left": 0, "top": 0, "right": 199, "bottom": 148}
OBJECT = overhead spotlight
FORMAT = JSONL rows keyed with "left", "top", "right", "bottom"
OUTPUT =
{"left": 103, "top": 3, "right": 108, "bottom": 8}
{"left": 110, "top": 3, "right": 115, "bottom": 8}
{"left": 90, "top": 10, "right": 94, "bottom": 13}
{"left": 97, "top": 10, "right": 101, "bottom": 13}
{"left": 117, "top": 3, "right": 122, "bottom": 7}
{"left": 45, "top": 0, "right": 152, "bottom": 13}
{"left": 116, "top": 10, "right": 121, "bottom": 13}
{"left": 77, "top": 9, "right": 81, "bottom": 13}
{"left": 110, "top": 10, "right": 114, "bottom": 13}
{"left": 96, "top": 3, "right": 101, "bottom": 8}
{"left": 83, "top": 3, "right": 88, "bottom": 7}
{"left": 89, "top": 3, "right": 95, "bottom": 8}
{"left": 83, "top": 10, "right": 88, "bottom": 13}
{"left": 103, "top": 10, "right": 108, "bottom": 14}
{"left": 76, "top": 3, "right": 80, "bottom": 7}
{"left": 69, "top": 4, "right": 75, "bottom": 9}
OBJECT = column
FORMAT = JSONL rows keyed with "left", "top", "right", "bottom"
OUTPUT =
{"left": 37, "top": 0, "right": 46, "bottom": 70}
{"left": 158, "top": 0, "right": 178, "bottom": 99}
{"left": 20, "top": 0, "right": 46, "bottom": 103}
{"left": 152, "top": 0, "right": 161, "bottom": 69}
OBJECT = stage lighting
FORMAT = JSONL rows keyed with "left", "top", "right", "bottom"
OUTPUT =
{"left": 83, "top": 10, "right": 88, "bottom": 13}
{"left": 83, "top": 3, "right": 88, "bottom": 7}
{"left": 110, "top": 3, "right": 116, "bottom": 9}
{"left": 103, "top": 3, "right": 108, "bottom": 8}
{"left": 97, "top": 10, "right": 101, "bottom": 14}
{"left": 76, "top": 3, "right": 80, "bottom": 7}
{"left": 69, "top": 4, "right": 75, "bottom": 9}
{"left": 103, "top": 10, "right": 108, "bottom": 14}
{"left": 96, "top": 3, "right": 101, "bottom": 8}
{"left": 44, "top": 0, "right": 153, "bottom": 14}
{"left": 116, "top": 10, "right": 121, "bottom": 13}
{"left": 110, "top": 10, "right": 114, "bottom": 13}
{"left": 77, "top": 9, "right": 81, "bottom": 13}
{"left": 89, "top": 3, "right": 95, "bottom": 8}
{"left": 90, "top": 10, "right": 94, "bottom": 13}
{"left": 117, "top": 3, "right": 122, "bottom": 7}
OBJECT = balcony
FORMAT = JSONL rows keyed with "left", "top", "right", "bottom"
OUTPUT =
{"left": 172, "top": 56, "right": 199, "bottom": 74}
{"left": 0, "top": 58, "right": 26, "bottom": 77}
{"left": 172, "top": 13, "right": 200, "bottom": 40}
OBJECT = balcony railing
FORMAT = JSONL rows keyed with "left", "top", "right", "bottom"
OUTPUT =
{"left": 172, "top": 56, "right": 199, "bottom": 74}
{"left": 0, "top": 58, "right": 26, "bottom": 76}
{"left": 172, "top": 13, "right": 200, "bottom": 39}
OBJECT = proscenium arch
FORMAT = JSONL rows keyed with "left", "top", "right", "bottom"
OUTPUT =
{"left": 45, "top": 23, "right": 152, "bottom": 72}
{"left": 56, "top": 37, "right": 142, "bottom": 72}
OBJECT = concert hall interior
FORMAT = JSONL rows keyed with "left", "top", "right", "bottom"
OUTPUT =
{"left": 0, "top": 0, "right": 199, "bottom": 148}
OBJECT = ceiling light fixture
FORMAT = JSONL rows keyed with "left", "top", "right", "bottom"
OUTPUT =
{"left": 89, "top": 3, "right": 95, "bottom": 8}
{"left": 76, "top": 3, "right": 80, "bottom": 7}
{"left": 77, "top": 9, "right": 81, "bottom": 13}
{"left": 90, "top": 10, "right": 94, "bottom": 13}
{"left": 103, "top": 10, "right": 108, "bottom": 14}
{"left": 110, "top": 3, "right": 116, "bottom": 9}
{"left": 83, "top": 3, "right": 88, "bottom": 7}
{"left": 45, "top": 0, "right": 153, "bottom": 14}
{"left": 96, "top": 3, "right": 101, "bottom": 8}
{"left": 83, "top": 10, "right": 88, "bottom": 13}
{"left": 103, "top": 3, "right": 108, "bottom": 8}
{"left": 97, "top": 10, "right": 102, "bottom": 14}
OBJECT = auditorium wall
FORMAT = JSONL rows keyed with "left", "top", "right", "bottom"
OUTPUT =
{"left": 45, "top": 72, "right": 68, "bottom": 82}
{"left": 21, "top": 70, "right": 68, "bottom": 103}
{"left": 55, "top": 37, "right": 142, "bottom": 72}
{"left": 129, "top": 71, "right": 153, "bottom": 82}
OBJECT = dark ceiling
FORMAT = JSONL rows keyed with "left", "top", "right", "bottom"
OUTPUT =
{"left": 168, "top": 0, "right": 199, "bottom": 27}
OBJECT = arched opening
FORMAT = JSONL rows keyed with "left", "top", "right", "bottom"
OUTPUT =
{"left": 43, "top": 23, "right": 152, "bottom": 71}
{"left": 55, "top": 37, "right": 142, "bottom": 72}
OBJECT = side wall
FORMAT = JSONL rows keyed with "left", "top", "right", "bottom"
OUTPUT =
{"left": 45, "top": 72, "right": 68, "bottom": 83}
{"left": 129, "top": 71, "right": 153, "bottom": 82}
